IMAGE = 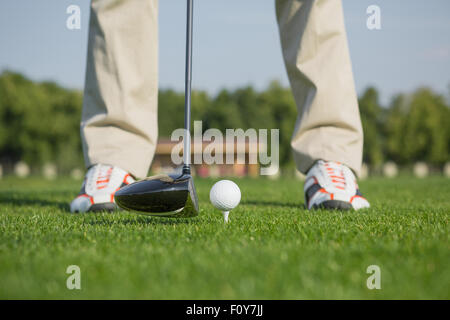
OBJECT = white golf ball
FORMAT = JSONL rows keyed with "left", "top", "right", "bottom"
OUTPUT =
{"left": 210, "top": 180, "right": 241, "bottom": 211}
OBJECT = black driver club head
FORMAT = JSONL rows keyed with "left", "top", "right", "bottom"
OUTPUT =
{"left": 114, "top": 172, "right": 199, "bottom": 217}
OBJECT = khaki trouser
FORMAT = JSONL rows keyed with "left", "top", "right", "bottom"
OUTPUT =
{"left": 82, "top": 0, "right": 363, "bottom": 178}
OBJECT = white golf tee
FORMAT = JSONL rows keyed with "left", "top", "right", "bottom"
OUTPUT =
{"left": 222, "top": 211, "right": 229, "bottom": 223}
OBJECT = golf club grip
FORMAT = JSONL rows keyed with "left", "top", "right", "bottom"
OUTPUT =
{"left": 183, "top": 0, "right": 193, "bottom": 169}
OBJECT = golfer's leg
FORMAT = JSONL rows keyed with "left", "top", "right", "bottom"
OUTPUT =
{"left": 81, "top": 0, "right": 158, "bottom": 179}
{"left": 275, "top": 0, "right": 364, "bottom": 176}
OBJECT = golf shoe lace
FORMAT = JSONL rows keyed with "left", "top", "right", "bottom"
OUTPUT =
{"left": 95, "top": 165, "right": 113, "bottom": 190}
{"left": 323, "top": 162, "right": 346, "bottom": 190}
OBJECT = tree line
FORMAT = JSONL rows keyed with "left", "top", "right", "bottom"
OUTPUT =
{"left": 0, "top": 71, "right": 448, "bottom": 174}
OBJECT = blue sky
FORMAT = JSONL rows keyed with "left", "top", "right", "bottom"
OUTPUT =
{"left": 0, "top": 0, "right": 449, "bottom": 105}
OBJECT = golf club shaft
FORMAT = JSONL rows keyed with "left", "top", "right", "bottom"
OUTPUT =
{"left": 183, "top": 0, "right": 193, "bottom": 172}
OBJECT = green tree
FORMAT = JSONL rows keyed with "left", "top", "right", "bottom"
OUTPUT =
{"left": 158, "top": 89, "right": 185, "bottom": 137}
{"left": 258, "top": 81, "right": 297, "bottom": 168}
{"left": 386, "top": 88, "right": 450, "bottom": 165}
{"left": 358, "top": 87, "right": 385, "bottom": 166}
{"left": 203, "top": 89, "right": 244, "bottom": 130}
{"left": 0, "top": 71, "right": 83, "bottom": 173}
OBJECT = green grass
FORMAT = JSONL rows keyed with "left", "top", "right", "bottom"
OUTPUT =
{"left": 0, "top": 176, "right": 448, "bottom": 299}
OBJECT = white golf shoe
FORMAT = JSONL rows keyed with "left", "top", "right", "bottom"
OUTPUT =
{"left": 304, "top": 160, "right": 370, "bottom": 210}
{"left": 70, "top": 164, "right": 135, "bottom": 213}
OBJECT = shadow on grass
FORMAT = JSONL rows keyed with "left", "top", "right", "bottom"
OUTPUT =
{"left": 0, "top": 191, "right": 202, "bottom": 226}
{"left": 84, "top": 213, "right": 199, "bottom": 226}
{"left": 0, "top": 190, "right": 200, "bottom": 226}
{"left": 242, "top": 200, "right": 304, "bottom": 209}
{"left": 0, "top": 191, "right": 69, "bottom": 211}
